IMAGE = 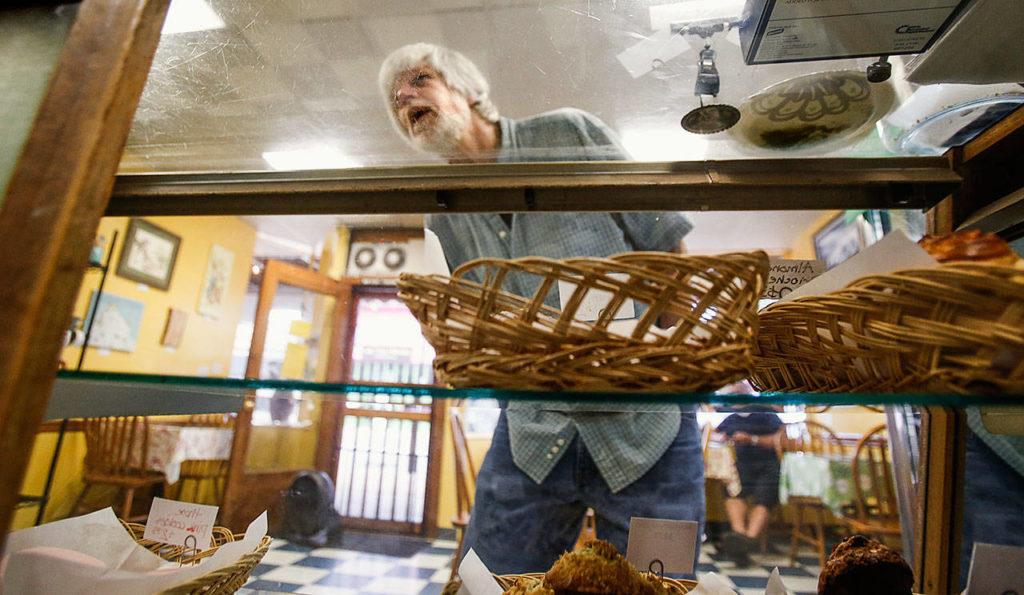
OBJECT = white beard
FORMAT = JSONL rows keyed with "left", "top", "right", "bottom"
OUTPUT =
{"left": 407, "top": 106, "right": 469, "bottom": 156}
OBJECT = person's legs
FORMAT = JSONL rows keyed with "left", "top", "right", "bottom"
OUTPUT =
{"left": 583, "top": 411, "right": 706, "bottom": 575}
{"left": 959, "top": 431, "right": 1024, "bottom": 590}
{"left": 745, "top": 504, "right": 770, "bottom": 539}
{"left": 460, "top": 411, "right": 587, "bottom": 574}
{"left": 724, "top": 497, "right": 748, "bottom": 534}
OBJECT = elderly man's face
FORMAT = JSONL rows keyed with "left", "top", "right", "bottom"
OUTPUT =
{"left": 391, "top": 64, "right": 472, "bottom": 154}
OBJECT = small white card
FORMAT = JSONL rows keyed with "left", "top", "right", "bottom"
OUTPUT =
{"left": 780, "top": 231, "right": 937, "bottom": 302}
{"left": 764, "top": 258, "right": 825, "bottom": 300}
{"left": 626, "top": 517, "right": 699, "bottom": 575}
{"left": 965, "top": 542, "right": 1024, "bottom": 594}
{"left": 558, "top": 273, "right": 635, "bottom": 322}
{"left": 143, "top": 497, "right": 219, "bottom": 550}
{"left": 456, "top": 548, "right": 503, "bottom": 595}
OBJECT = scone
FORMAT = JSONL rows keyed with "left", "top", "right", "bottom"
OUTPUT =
{"left": 817, "top": 535, "right": 914, "bottom": 595}
{"left": 544, "top": 539, "right": 668, "bottom": 595}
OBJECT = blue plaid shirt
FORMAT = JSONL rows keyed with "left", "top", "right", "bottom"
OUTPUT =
{"left": 426, "top": 109, "right": 694, "bottom": 492}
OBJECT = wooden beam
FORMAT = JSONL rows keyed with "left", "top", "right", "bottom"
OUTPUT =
{"left": 0, "top": 0, "right": 169, "bottom": 550}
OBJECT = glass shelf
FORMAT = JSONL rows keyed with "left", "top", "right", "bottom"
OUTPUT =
{"left": 51, "top": 370, "right": 1024, "bottom": 413}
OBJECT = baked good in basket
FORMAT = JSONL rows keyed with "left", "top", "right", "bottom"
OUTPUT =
{"left": 818, "top": 535, "right": 913, "bottom": 595}
{"left": 399, "top": 251, "right": 768, "bottom": 392}
{"left": 918, "top": 229, "right": 1021, "bottom": 265}
{"left": 752, "top": 232, "right": 1023, "bottom": 394}
{"left": 544, "top": 539, "right": 669, "bottom": 595}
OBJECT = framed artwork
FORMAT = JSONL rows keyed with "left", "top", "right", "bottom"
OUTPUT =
{"left": 160, "top": 308, "right": 188, "bottom": 348}
{"left": 84, "top": 292, "right": 145, "bottom": 352}
{"left": 813, "top": 212, "right": 872, "bottom": 270}
{"left": 197, "top": 244, "right": 234, "bottom": 319}
{"left": 115, "top": 218, "right": 181, "bottom": 290}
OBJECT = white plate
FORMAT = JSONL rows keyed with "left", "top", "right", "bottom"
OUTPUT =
{"left": 728, "top": 70, "right": 895, "bottom": 153}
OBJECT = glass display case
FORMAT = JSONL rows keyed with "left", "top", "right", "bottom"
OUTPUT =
{"left": 2, "top": 1, "right": 1023, "bottom": 594}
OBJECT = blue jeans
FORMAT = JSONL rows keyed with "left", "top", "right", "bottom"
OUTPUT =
{"left": 461, "top": 409, "right": 705, "bottom": 575}
{"left": 959, "top": 432, "right": 1024, "bottom": 589}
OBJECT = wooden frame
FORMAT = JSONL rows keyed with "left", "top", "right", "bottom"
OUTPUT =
{"left": 0, "top": 0, "right": 170, "bottom": 551}
{"left": 115, "top": 217, "right": 180, "bottom": 290}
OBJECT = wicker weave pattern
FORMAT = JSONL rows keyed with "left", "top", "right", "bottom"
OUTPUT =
{"left": 120, "top": 520, "right": 272, "bottom": 594}
{"left": 751, "top": 263, "right": 1024, "bottom": 393}
{"left": 399, "top": 251, "right": 768, "bottom": 391}
{"left": 494, "top": 572, "right": 696, "bottom": 593}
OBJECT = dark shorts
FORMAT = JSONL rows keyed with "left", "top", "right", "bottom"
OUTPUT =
{"left": 731, "top": 445, "right": 781, "bottom": 507}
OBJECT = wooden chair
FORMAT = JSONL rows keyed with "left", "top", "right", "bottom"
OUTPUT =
{"left": 839, "top": 423, "right": 902, "bottom": 545}
{"left": 785, "top": 420, "right": 845, "bottom": 567}
{"left": 72, "top": 416, "right": 164, "bottom": 521}
{"left": 448, "top": 407, "right": 476, "bottom": 582}
{"left": 175, "top": 413, "right": 236, "bottom": 505}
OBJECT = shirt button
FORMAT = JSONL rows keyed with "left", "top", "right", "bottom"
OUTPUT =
{"left": 546, "top": 453, "right": 553, "bottom": 459}
{"left": 498, "top": 230, "right": 507, "bottom": 239}
{"left": 551, "top": 446, "right": 559, "bottom": 453}
{"left": 556, "top": 439, "right": 565, "bottom": 446}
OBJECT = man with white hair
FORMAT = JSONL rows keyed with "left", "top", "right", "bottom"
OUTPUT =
{"left": 379, "top": 43, "right": 704, "bottom": 575}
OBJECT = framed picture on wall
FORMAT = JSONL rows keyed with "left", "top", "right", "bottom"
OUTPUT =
{"left": 115, "top": 218, "right": 181, "bottom": 290}
{"left": 813, "top": 211, "right": 873, "bottom": 270}
{"left": 83, "top": 292, "right": 145, "bottom": 352}
{"left": 197, "top": 244, "right": 234, "bottom": 319}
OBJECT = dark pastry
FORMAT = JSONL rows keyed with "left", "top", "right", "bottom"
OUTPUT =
{"left": 818, "top": 535, "right": 914, "bottom": 595}
{"left": 918, "top": 229, "right": 1020, "bottom": 265}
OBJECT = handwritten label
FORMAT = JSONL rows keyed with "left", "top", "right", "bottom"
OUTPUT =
{"left": 456, "top": 549, "right": 503, "bottom": 595}
{"left": 764, "top": 258, "right": 825, "bottom": 300}
{"left": 626, "top": 517, "right": 699, "bottom": 575}
{"left": 143, "top": 497, "right": 218, "bottom": 550}
{"left": 965, "top": 542, "right": 1024, "bottom": 594}
{"left": 558, "top": 273, "right": 635, "bottom": 322}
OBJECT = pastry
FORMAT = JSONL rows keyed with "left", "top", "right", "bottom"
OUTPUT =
{"left": 544, "top": 539, "right": 668, "bottom": 595}
{"left": 918, "top": 229, "right": 1021, "bottom": 265}
{"left": 503, "top": 576, "right": 557, "bottom": 594}
{"left": 817, "top": 535, "right": 914, "bottom": 595}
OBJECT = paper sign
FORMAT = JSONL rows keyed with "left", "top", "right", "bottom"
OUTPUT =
{"left": 626, "top": 517, "right": 699, "bottom": 575}
{"left": 143, "top": 497, "right": 218, "bottom": 550}
{"left": 456, "top": 548, "right": 503, "bottom": 595}
{"left": 558, "top": 273, "right": 635, "bottom": 322}
{"left": 780, "top": 231, "right": 937, "bottom": 302}
{"left": 965, "top": 542, "right": 1024, "bottom": 594}
{"left": 281, "top": 342, "right": 308, "bottom": 379}
{"left": 764, "top": 258, "right": 825, "bottom": 300}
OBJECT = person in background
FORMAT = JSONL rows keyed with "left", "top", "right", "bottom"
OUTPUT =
{"left": 378, "top": 43, "right": 703, "bottom": 574}
{"left": 713, "top": 404, "right": 783, "bottom": 567}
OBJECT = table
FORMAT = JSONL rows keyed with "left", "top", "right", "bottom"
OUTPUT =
{"left": 704, "top": 441, "right": 741, "bottom": 498}
{"left": 145, "top": 424, "right": 234, "bottom": 484}
{"left": 778, "top": 452, "right": 856, "bottom": 515}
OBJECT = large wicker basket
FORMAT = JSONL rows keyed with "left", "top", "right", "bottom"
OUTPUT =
{"left": 119, "top": 520, "right": 272, "bottom": 594}
{"left": 751, "top": 262, "right": 1024, "bottom": 393}
{"left": 494, "top": 572, "right": 696, "bottom": 593}
{"left": 398, "top": 251, "right": 768, "bottom": 392}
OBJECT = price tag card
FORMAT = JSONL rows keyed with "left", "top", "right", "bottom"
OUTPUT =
{"left": 965, "top": 542, "right": 1024, "bottom": 594}
{"left": 456, "top": 549, "right": 504, "bottom": 595}
{"left": 764, "top": 258, "right": 825, "bottom": 300}
{"left": 626, "top": 517, "right": 699, "bottom": 575}
{"left": 143, "top": 497, "right": 219, "bottom": 550}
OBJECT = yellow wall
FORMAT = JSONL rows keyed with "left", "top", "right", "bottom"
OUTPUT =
{"left": 435, "top": 406, "right": 492, "bottom": 531}
{"left": 15, "top": 216, "right": 256, "bottom": 530}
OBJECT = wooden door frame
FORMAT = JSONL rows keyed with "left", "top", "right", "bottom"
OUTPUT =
{"left": 220, "top": 259, "right": 352, "bottom": 530}
{"left": 0, "top": 0, "right": 170, "bottom": 550}
{"left": 322, "top": 283, "right": 443, "bottom": 537}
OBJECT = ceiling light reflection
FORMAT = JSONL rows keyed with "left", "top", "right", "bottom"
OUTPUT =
{"left": 262, "top": 147, "right": 361, "bottom": 171}
{"left": 620, "top": 127, "right": 709, "bottom": 162}
{"left": 161, "top": 0, "right": 225, "bottom": 35}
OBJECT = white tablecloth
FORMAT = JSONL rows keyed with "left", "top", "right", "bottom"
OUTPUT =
{"left": 145, "top": 424, "right": 233, "bottom": 484}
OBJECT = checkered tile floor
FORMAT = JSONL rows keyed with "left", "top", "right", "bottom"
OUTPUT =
{"left": 238, "top": 531, "right": 822, "bottom": 594}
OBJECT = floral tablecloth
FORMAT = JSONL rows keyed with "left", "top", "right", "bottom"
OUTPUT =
{"left": 145, "top": 424, "right": 234, "bottom": 484}
{"left": 704, "top": 441, "right": 742, "bottom": 497}
{"left": 778, "top": 452, "right": 855, "bottom": 515}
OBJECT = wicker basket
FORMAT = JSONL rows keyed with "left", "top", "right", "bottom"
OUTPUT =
{"left": 119, "top": 520, "right": 272, "bottom": 594}
{"left": 398, "top": 251, "right": 768, "bottom": 391}
{"left": 751, "top": 262, "right": 1024, "bottom": 393}
{"left": 494, "top": 572, "right": 696, "bottom": 593}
